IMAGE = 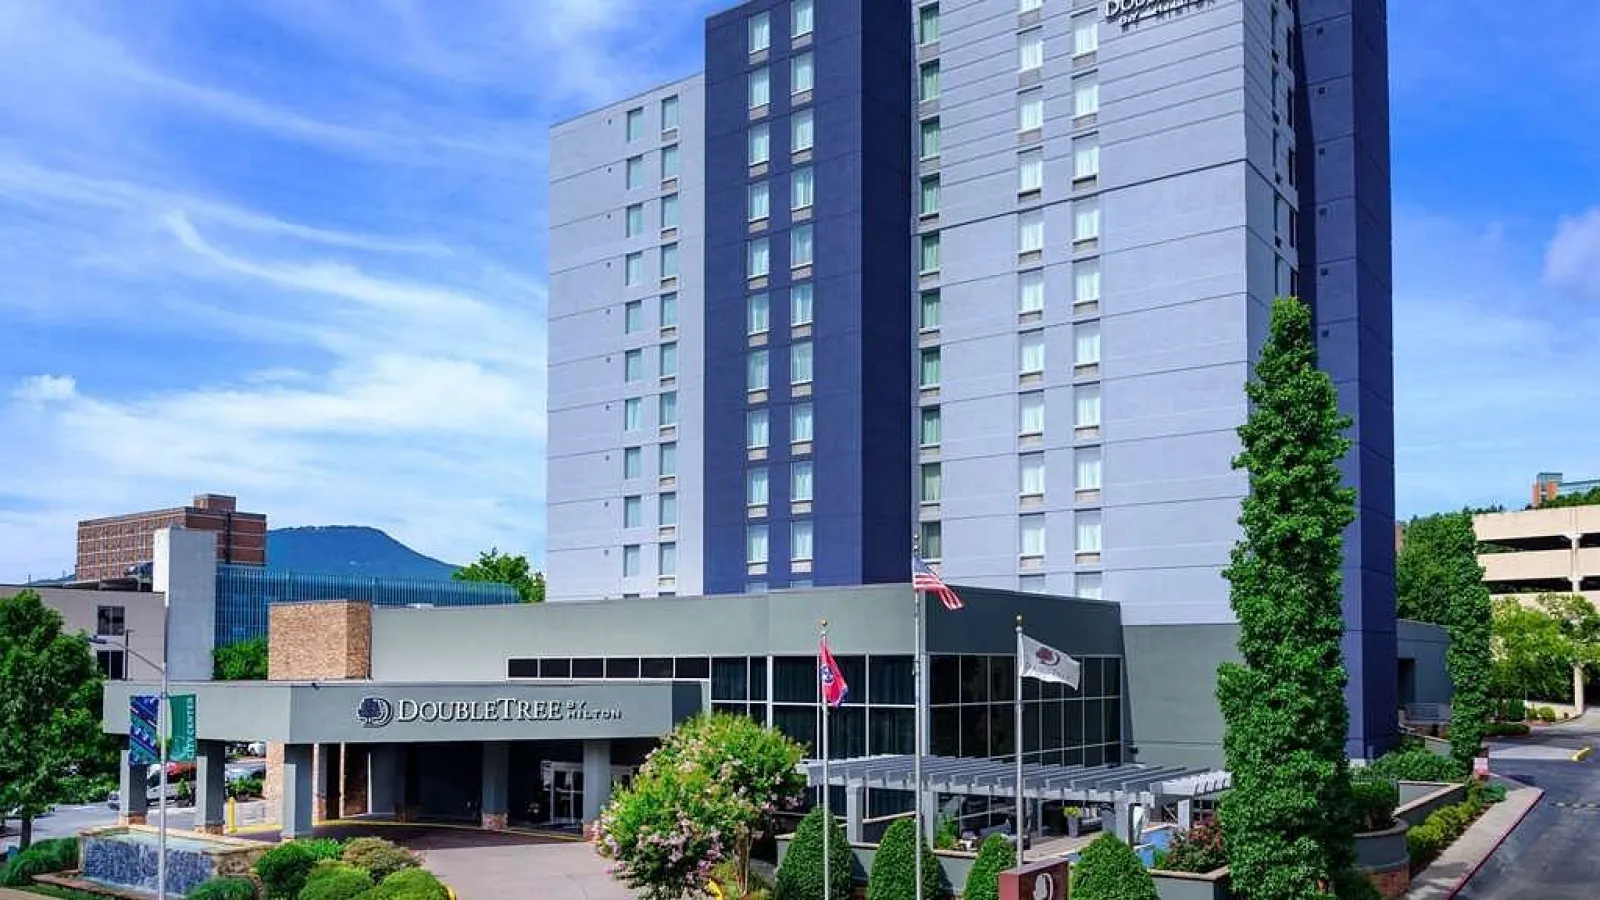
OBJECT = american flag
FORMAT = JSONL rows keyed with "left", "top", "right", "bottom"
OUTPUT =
{"left": 912, "top": 554, "right": 964, "bottom": 611}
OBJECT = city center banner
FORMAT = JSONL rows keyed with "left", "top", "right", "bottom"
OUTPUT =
{"left": 129, "top": 694, "right": 198, "bottom": 764}
{"left": 169, "top": 695, "right": 197, "bottom": 762}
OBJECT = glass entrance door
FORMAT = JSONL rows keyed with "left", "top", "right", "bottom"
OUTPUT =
{"left": 547, "top": 763, "right": 584, "bottom": 828}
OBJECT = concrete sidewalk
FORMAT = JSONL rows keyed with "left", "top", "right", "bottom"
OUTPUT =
{"left": 1407, "top": 780, "right": 1542, "bottom": 899}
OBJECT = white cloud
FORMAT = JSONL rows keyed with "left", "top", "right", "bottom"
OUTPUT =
{"left": 1542, "top": 208, "right": 1600, "bottom": 300}
{"left": 10, "top": 375, "right": 77, "bottom": 404}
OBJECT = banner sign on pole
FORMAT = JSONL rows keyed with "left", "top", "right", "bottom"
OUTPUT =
{"left": 169, "top": 695, "right": 198, "bottom": 763}
{"left": 130, "top": 695, "right": 160, "bottom": 765}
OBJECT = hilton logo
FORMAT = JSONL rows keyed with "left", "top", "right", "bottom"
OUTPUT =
{"left": 356, "top": 696, "right": 395, "bottom": 728}
{"left": 1104, "top": 0, "right": 1215, "bottom": 28}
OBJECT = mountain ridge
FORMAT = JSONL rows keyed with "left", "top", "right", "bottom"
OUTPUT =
{"left": 265, "top": 525, "right": 460, "bottom": 581}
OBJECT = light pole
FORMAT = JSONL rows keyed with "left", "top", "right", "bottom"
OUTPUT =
{"left": 91, "top": 593, "right": 170, "bottom": 900}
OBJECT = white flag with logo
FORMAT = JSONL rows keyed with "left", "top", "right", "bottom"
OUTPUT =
{"left": 1020, "top": 634, "right": 1080, "bottom": 688}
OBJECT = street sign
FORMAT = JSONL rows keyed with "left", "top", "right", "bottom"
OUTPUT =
{"left": 130, "top": 695, "right": 160, "bottom": 765}
{"left": 169, "top": 695, "right": 197, "bottom": 763}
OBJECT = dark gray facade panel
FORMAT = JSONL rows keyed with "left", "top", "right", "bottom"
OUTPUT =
{"left": 1122, "top": 623, "right": 1242, "bottom": 770}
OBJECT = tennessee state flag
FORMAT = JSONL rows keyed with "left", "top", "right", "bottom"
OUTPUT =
{"left": 818, "top": 637, "right": 849, "bottom": 708}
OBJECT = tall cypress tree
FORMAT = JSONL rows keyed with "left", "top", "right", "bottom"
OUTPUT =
{"left": 1217, "top": 296, "right": 1359, "bottom": 900}
{"left": 1434, "top": 514, "right": 1493, "bottom": 770}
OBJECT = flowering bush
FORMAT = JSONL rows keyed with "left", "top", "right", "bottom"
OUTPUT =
{"left": 1157, "top": 819, "right": 1227, "bottom": 874}
{"left": 595, "top": 714, "right": 808, "bottom": 900}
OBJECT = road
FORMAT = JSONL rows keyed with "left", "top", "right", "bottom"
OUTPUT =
{"left": 1459, "top": 716, "right": 1600, "bottom": 899}
{"left": 1, "top": 803, "right": 202, "bottom": 853}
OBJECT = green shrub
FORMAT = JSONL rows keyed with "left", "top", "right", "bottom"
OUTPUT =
{"left": 1363, "top": 748, "right": 1467, "bottom": 783}
{"left": 866, "top": 817, "right": 941, "bottom": 900}
{"left": 227, "top": 776, "right": 266, "bottom": 799}
{"left": 1071, "top": 834, "right": 1158, "bottom": 900}
{"left": 295, "top": 839, "right": 347, "bottom": 862}
{"left": 254, "top": 841, "right": 317, "bottom": 899}
{"left": 0, "top": 838, "right": 81, "bottom": 886}
{"left": 184, "top": 875, "right": 260, "bottom": 900}
{"left": 1485, "top": 722, "right": 1530, "bottom": 737}
{"left": 1408, "top": 798, "right": 1490, "bottom": 873}
{"left": 1503, "top": 698, "right": 1526, "bottom": 722}
{"left": 1334, "top": 868, "right": 1384, "bottom": 900}
{"left": 774, "top": 805, "right": 853, "bottom": 900}
{"left": 960, "top": 834, "right": 1016, "bottom": 900}
{"left": 1468, "top": 781, "right": 1508, "bottom": 806}
{"left": 363, "top": 867, "right": 449, "bottom": 900}
{"left": 1537, "top": 706, "right": 1558, "bottom": 722}
{"left": 340, "top": 837, "right": 419, "bottom": 883}
{"left": 1350, "top": 778, "right": 1399, "bottom": 831}
{"left": 300, "top": 863, "right": 374, "bottom": 900}
{"left": 1158, "top": 819, "right": 1227, "bottom": 873}
{"left": 933, "top": 816, "right": 959, "bottom": 851}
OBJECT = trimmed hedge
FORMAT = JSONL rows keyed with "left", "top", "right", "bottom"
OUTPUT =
{"left": 341, "top": 837, "right": 420, "bottom": 883}
{"left": 1406, "top": 782, "right": 1507, "bottom": 873}
{"left": 866, "top": 817, "right": 941, "bottom": 900}
{"left": 255, "top": 842, "right": 317, "bottom": 899}
{"left": 361, "top": 867, "right": 450, "bottom": 900}
{"left": 960, "top": 834, "right": 1016, "bottom": 900}
{"left": 184, "top": 875, "right": 260, "bottom": 900}
{"left": 1362, "top": 748, "right": 1467, "bottom": 783}
{"left": 774, "top": 805, "right": 853, "bottom": 900}
{"left": 1351, "top": 778, "right": 1399, "bottom": 831}
{"left": 1071, "top": 834, "right": 1157, "bottom": 900}
{"left": 1485, "top": 721, "right": 1531, "bottom": 738}
{"left": 0, "top": 838, "right": 80, "bottom": 886}
{"left": 301, "top": 863, "right": 375, "bottom": 900}
{"left": 297, "top": 838, "right": 348, "bottom": 862}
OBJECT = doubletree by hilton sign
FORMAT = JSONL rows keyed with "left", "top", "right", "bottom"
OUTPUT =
{"left": 1104, "top": 0, "right": 1215, "bottom": 28}
{"left": 357, "top": 696, "right": 624, "bottom": 729}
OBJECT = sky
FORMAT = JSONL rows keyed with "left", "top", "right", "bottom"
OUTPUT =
{"left": 0, "top": 2, "right": 1598, "bottom": 582}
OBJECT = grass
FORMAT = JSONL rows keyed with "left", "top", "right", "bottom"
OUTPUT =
{"left": 16, "top": 886, "right": 107, "bottom": 900}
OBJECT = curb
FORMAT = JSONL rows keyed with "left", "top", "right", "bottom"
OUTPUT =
{"left": 1572, "top": 746, "right": 1593, "bottom": 762}
{"left": 1440, "top": 785, "right": 1544, "bottom": 899}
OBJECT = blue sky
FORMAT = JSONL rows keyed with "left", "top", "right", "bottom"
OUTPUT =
{"left": 1, "top": 2, "right": 1597, "bottom": 582}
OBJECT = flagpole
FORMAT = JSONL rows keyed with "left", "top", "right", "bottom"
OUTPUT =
{"left": 820, "top": 619, "right": 832, "bottom": 900}
{"left": 913, "top": 583, "right": 925, "bottom": 900}
{"left": 1015, "top": 615, "right": 1025, "bottom": 872}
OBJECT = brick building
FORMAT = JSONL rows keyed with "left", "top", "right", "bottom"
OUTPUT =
{"left": 76, "top": 494, "right": 266, "bottom": 582}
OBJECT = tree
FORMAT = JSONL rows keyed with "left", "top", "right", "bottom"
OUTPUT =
{"left": 774, "top": 804, "right": 854, "bottom": 900}
{"left": 0, "top": 590, "right": 108, "bottom": 848}
{"left": 1071, "top": 834, "right": 1158, "bottom": 900}
{"left": 452, "top": 548, "right": 545, "bottom": 604}
{"left": 1215, "top": 296, "right": 1358, "bottom": 900}
{"left": 865, "top": 817, "right": 941, "bottom": 900}
{"left": 960, "top": 834, "right": 1016, "bottom": 900}
{"left": 213, "top": 637, "right": 269, "bottom": 680}
{"left": 1396, "top": 512, "right": 1478, "bottom": 626}
{"left": 595, "top": 714, "right": 807, "bottom": 900}
{"left": 1491, "top": 597, "right": 1591, "bottom": 703}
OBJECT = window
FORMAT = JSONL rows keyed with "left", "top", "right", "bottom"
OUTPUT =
{"left": 1021, "top": 514, "right": 1047, "bottom": 557}
{"left": 793, "top": 460, "right": 814, "bottom": 502}
{"left": 920, "top": 289, "right": 941, "bottom": 330}
{"left": 1019, "top": 574, "right": 1046, "bottom": 594}
{"left": 791, "top": 403, "right": 814, "bottom": 442}
{"left": 792, "top": 109, "right": 814, "bottom": 153}
{"left": 661, "top": 144, "right": 680, "bottom": 180}
{"left": 626, "top": 107, "right": 644, "bottom": 142}
{"left": 791, "top": 224, "right": 814, "bottom": 268}
{"left": 919, "top": 233, "right": 941, "bottom": 274}
{"left": 660, "top": 442, "right": 677, "bottom": 476}
{"left": 97, "top": 650, "right": 125, "bottom": 680}
{"left": 749, "top": 11, "right": 771, "bottom": 53}
{"left": 920, "top": 175, "right": 940, "bottom": 216}
{"left": 791, "top": 284, "right": 814, "bottom": 326}
{"left": 1019, "top": 89, "right": 1044, "bottom": 133}
{"left": 749, "top": 293, "right": 771, "bottom": 334}
{"left": 661, "top": 95, "right": 680, "bottom": 130}
{"left": 918, "top": 4, "right": 940, "bottom": 45}
{"left": 1074, "top": 135, "right": 1100, "bottom": 180}
{"left": 920, "top": 462, "right": 942, "bottom": 504}
{"left": 624, "top": 495, "right": 643, "bottom": 528}
{"left": 1075, "top": 322, "right": 1101, "bottom": 367}
{"left": 748, "top": 409, "right": 770, "bottom": 448}
{"left": 1019, "top": 269, "right": 1044, "bottom": 313}
{"left": 1019, "top": 29, "right": 1043, "bottom": 72}
{"left": 749, "top": 123, "right": 771, "bottom": 165}
{"left": 626, "top": 155, "right": 644, "bottom": 188}
{"left": 624, "top": 397, "right": 643, "bottom": 431}
{"left": 919, "top": 521, "right": 943, "bottom": 560}
{"left": 793, "top": 0, "right": 814, "bottom": 37}
{"left": 1019, "top": 148, "right": 1044, "bottom": 193}
{"left": 749, "top": 67, "right": 771, "bottom": 110}
{"left": 749, "top": 349, "right": 770, "bottom": 391}
{"left": 920, "top": 406, "right": 942, "bottom": 446}
{"left": 920, "top": 118, "right": 941, "bottom": 159}
{"left": 792, "top": 521, "right": 814, "bottom": 561}
{"left": 1019, "top": 331, "right": 1045, "bottom": 374}
{"left": 1073, "top": 14, "right": 1099, "bottom": 57}
{"left": 625, "top": 204, "right": 644, "bottom": 237}
{"left": 1076, "top": 510, "right": 1103, "bottom": 553}
{"left": 1076, "top": 571, "right": 1103, "bottom": 601}
{"left": 792, "top": 52, "right": 814, "bottom": 95}
{"left": 658, "top": 492, "right": 677, "bottom": 527}
{"left": 96, "top": 605, "right": 126, "bottom": 636}
{"left": 623, "top": 544, "right": 641, "bottom": 577}
{"left": 623, "top": 446, "right": 643, "bottom": 479}
{"left": 1075, "top": 383, "right": 1101, "bottom": 428}
{"left": 920, "top": 61, "right": 941, "bottom": 101}
{"left": 919, "top": 347, "right": 941, "bottom": 387}
{"left": 624, "top": 348, "right": 644, "bottom": 382}
{"left": 659, "top": 542, "right": 677, "bottom": 577}
{"left": 1020, "top": 454, "right": 1046, "bottom": 496}
{"left": 1020, "top": 392, "right": 1045, "bottom": 434}
{"left": 1075, "top": 259, "right": 1101, "bottom": 304}
{"left": 1021, "top": 0, "right": 1043, "bottom": 11}
{"left": 625, "top": 251, "right": 643, "bottom": 285}
{"left": 660, "top": 391, "right": 678, "bottom": 426}
{"left": 661, "top": 194, "right": 679, "bottom": 229}
{"left": 660, "top": 292, "right": 678, "bottom": 327}
{"left": 748, "top": 525, "right": 770, "bottom": 564}
{"left": 1074, "top": 74, "right": 1100, "bottom": 119}
{"left": 792, "top": 167, "right": 815, "bottom": 210}
{"left": 660, "top": 342, "right": 678, "bottom": 378}
{"left": 1076, "top": 447, "right": 1103, "bottom": 491}
{"left": 748, "top": 238, "right": 770, "bottom": 279}
{"left": 749, "top": 182, "right": 770, "bottom": 221}
{"left": 1019, "top": 209, "right": 1044, "bottom": 254}
{"left": 791, "top": 341, "right": 814, "bottom": 384}
{"left": 1074, "top": 198, "right": 1101, "bottom": 242}
{"left": 660, "top": 243, "right": 678, "bottom": 278}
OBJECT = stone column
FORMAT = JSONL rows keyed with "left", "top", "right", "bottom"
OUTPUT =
{"left": 316, "top": 744, "right": 342, "bottom": 822}
{"left": 368, "top": 744, "right": 402, "bottom": 818}
{"left": 581, "top": 740, "right": 612, "bottom": 825}
{"left": 481, "top": 742, "right": 510, "bottom": 830}
{"left": 1176, "top": 799, "right": 1193, "bottom": 829}
{"left": 1576, "top": 664, "right": 1587, "bottom": 713}
{"left": 920, "top": 789, "right": 939, "bottom": 840}
{"left": 845, "top": 783, "right": 865, "bottom": 844}
{"left": 282, "top": 744, "right": 315, "bottom": 838}
{"left": 119, "top": 745, "right": 149, "bottom": 825}
{"left": 194, "top": 740, "right": 227, "bottom": 834}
